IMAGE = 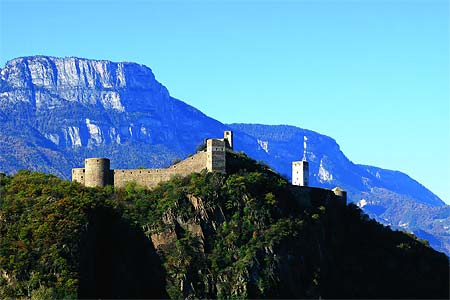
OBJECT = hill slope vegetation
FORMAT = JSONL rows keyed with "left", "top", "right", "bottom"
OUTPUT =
{"left": 0, "top": 153, "right": 448, "bottom": 299}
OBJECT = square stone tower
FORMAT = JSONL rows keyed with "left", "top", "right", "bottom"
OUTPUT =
{"left": 206, "top": 139, "right": 226, "bottom": 173}
{"left": 292, "top": 160, "right": 309, "bottom": 186}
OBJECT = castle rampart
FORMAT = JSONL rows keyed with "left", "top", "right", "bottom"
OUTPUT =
{"left": 113, "top": 151, "right": 208, "bottom": 189}
{"left": 72, "top": 133, "right": 228, "bottom": 189}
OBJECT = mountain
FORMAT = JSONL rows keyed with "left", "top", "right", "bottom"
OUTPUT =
{"left": 0, "top": 159, "right": 448, "bottom": 298}
{"left": 228, "top": 124, "right": 450, "bottom": 256}
{"left": 0, "top": 56, "right": 448, "bottom": 257}
{"left": 0, "top": 55, "right": 231, "bottom": 174}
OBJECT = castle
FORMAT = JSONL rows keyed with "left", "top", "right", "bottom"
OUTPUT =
{"left": 72, "top": 130, "right": 346, "bottom": 205}
{"left": 72, "top": 131, "right": 233, "bottom": 189}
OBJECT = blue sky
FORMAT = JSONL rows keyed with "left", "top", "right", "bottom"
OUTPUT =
{"left": 1, "top": 0, "right": 449, "bottom": 203}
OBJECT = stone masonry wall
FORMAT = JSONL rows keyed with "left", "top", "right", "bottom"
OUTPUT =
{"left": 114, "top": 151, "right": 207, "bottom": 189}
{"left": 206, "top": 139, "right": 226, "bottom": 173}
{"left": 84, "top": 158, "right": 112, "bottom": 187}
{"left": 72, "top": 168, "right": 86, "bottom": 185}
{"left": 72, "top": 134, "right": 229, "bottom": 189}
{"left": 290, "top": 185, "right": 347, "bottom": 208}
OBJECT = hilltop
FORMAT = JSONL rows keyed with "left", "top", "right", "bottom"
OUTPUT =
{"left": 0, "top": 56, "right": 448, "bottom": 256}
{"left": 0, "top": 152, "right": 448, "bottom": 299}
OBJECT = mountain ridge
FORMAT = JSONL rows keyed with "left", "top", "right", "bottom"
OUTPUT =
{"left": 0, "top": 55, "right": 448, "bottom": 257}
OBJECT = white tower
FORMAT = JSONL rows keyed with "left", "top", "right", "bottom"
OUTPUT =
{"left": 224, "top": 130, "right": 233, "bottom": 150}
{"left": 292, "top": 136, "right": 309, "bottom": 186}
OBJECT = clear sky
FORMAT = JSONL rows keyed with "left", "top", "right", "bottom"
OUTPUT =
{"left": 1, "top": 0, "right": 449, "bottom": 203}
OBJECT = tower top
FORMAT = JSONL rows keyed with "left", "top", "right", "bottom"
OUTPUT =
{"left": 302, "top": 135, "right": 308, "bottom": 161}
{"left": 224, "top": 130, "right": 233, "bottom": 150}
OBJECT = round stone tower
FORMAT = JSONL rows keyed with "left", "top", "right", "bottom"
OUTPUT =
{"left": 84, "top": 158, "right": 112, "bottom": 187}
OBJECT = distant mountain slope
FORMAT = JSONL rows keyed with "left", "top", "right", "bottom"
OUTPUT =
{"left": 228, "top": 123, "right": 449, "bottom": 256}
{"left": 0, "top": 56, "right": 448, "bottom": 257}
{"left": 229, "top": 124, "right": 444, "bottom": 206}
{"left": 0, "top": 56, "right": 235, "bottom": 172}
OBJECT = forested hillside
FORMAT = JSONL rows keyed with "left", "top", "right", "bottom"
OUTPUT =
{"left": 0, "top": 153, "right": 448, "bottom": 299}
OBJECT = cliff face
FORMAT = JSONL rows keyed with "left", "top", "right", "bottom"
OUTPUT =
{"left": 0, "top": 56, "right": 224, "bottom": 151}
{"left": 0, "top": 56, "right": 228, "bottom": 173}
{"left": 0, "top": 56, "right": 448, "bottom": 257}
{"left": 1, "top": 56, "right": 165, "bottom": 110}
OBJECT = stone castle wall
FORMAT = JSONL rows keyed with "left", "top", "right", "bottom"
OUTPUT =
{"left": 290, "top": 185, "right": 347, "bottom": 207}
{"left": 72, "top": 135, "right": 227, "bottom": 189}
{"left": 72, "top": 168, "right": 86, "bottom": 185}
{"left": 71, "top": 131, "right": 347, "bottom": 207}
{"left": 114, "top": 151, "right": 207, "bottom": 189}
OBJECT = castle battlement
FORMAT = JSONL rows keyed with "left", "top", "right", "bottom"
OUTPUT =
{"left": 72, "top": 131, "right": 232, "bottom": 189}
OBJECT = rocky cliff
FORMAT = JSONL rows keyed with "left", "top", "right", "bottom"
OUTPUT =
{"left": 0, "top": 56, "right": 228, "bottom": 171}
{"left": 0, "top": 56, "right": 448, "bottom": 257}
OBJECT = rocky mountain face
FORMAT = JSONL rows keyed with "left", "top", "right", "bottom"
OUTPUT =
{"left": 0, "top": 56, "right": 229, "bottom": 174}
{"left": 0, "top": 56, "right": 448, "bottom": 257}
